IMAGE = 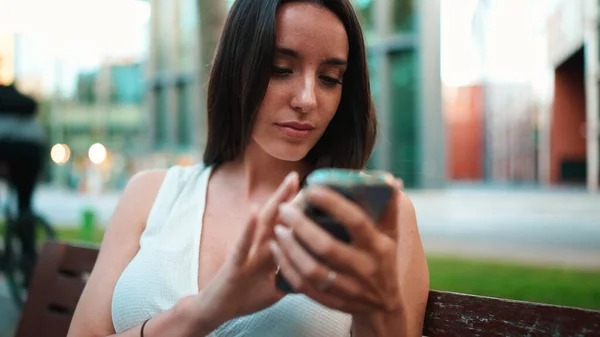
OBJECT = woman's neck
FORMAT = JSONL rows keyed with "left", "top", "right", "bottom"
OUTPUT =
{"left": 217, "top": 141, "right": 310, "bottom": 200}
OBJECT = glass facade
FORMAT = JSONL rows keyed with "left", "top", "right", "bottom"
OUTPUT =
{"left": 154, "top": 87, "right": 169, "bottom": 148}
{"left": 148, "top": 0, "right": 200, "bottom": 156}
{"left": 389, "top": 50, "right": 418, "bottom": 187}
{"left": 145, "top": 0, "right": 441, "bottom": 187}
{"left": 392, "top": 0, "right": 415, "bottom": 33}
{"left": 356, "top": 0, "right": 421, "bottom": 187}
{"left": 354, "top": 0, "right": 374, "bottom": 37}
{"left": 176, "top": 82, "right": 193, "bottom": 147}
{"left": 109, "top": 64, "right": 144, "bottom": 104}
{"left": 179, "top": 0, "right": 198, "bottom": 71}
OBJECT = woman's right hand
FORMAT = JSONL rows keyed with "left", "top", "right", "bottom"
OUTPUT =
{"left": 183, "top": 171, "right": 300, "bottom": 332}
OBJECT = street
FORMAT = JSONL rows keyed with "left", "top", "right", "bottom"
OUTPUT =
{"left": 28, "top": 183, "right": 600, "bottom": 266}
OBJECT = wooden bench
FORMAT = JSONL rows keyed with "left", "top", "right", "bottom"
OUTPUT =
{"left": 15, "top": 241, "right": 99, "bottom": 337}
{"left": 15, "top": 241, "right": 600, "bottom": 337}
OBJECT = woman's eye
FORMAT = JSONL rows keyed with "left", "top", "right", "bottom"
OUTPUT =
{"left": 272, "top": 66, "right": 292, "bottom": 77}
{"left": 320, "top": 75, "right": 342, "bottom": 87}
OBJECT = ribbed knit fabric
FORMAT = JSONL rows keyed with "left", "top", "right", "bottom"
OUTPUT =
{"left": 111, "top": 164, "right": 352, "bottom": 336}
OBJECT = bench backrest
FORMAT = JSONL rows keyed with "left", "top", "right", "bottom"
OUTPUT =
{"left": 15, "top": 241, "right": 99, "bottom": 337}
{"left": 16, "top": 241, "right": 600, "bottom": 337}
{"left": 424, "top": 289, "right": 600, "bottom": 336}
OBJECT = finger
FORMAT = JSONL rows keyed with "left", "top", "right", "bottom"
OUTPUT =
{"left": 303, "top": 186, "right": 379, "bottom": 249}
{"left": 278, "top": 203, "right": 377, "bottom": 284}
{"left": 231, "top": 207, "right": 259, "bottom": 266}
{"left": 269, "top": 239, "right": 304, "bottom": 292}
{"left": 272, "top": 188, "right": 305, "bottom": 226}
{"left": 256, "top": 172, "right": 299, "bottom": 238}
{"left": 273, "top": 225, "right": 376, "bottom": 301}
{"left": 260, "top": 172, "right": 299, "bottom": 222}
{"left": 290, "top": 188, "right": 306, "bottom": 207}
{"left": 269, "top": 239, "right": 383, "bottom": 314}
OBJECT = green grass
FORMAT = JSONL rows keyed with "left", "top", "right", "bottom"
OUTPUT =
{"left": 2, "top": 223, "right": 599, "bottom": 311}
{"left": 428, "top": 255, "right": 600, "bottom": 311}
{"left": 48, "top": 226, "right": 105, "bottom": 244}
{"left": 0, "top": 222, "right": 105, "bottom": 245}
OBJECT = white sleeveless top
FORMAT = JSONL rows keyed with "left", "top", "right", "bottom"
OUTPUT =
{"left": 111, "top": 164, "right": 352, "bottom": 336}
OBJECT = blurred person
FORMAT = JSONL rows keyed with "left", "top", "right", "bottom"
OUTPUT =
{"left": 0, "top": 81, "right": 47, "bottom": 285}
{"left": 69, "top": 1, "right": 429, "bottom": 336}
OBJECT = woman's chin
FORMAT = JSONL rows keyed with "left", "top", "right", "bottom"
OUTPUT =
{"left": 267, "top": 145, "right": 312, "bottom": 163}
{"left": 273, "top": 152, "right": 309, "bottom": 163}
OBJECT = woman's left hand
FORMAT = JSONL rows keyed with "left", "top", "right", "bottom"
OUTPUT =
{"left": 270, "top": 180, "right": 404, "bottom": 315}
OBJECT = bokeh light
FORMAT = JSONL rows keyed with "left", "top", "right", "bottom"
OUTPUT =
{"left": 50, "top": 143, "right": 71, "bottom": 165}
{"left": 88, "top": 143, "right": 107, "bottom": 164}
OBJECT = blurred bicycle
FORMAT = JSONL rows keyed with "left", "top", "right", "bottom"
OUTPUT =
{"left": 0, "top": 82, "right": 55, "bottom": 308}
{"left": 0, "top": 164, "right": 56, "bottom": 308}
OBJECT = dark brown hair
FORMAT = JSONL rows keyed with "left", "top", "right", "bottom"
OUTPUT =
{"left": 203, "top": 0, "right": 377, "bottom": 170}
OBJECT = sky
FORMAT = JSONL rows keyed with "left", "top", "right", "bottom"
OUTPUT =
{"left": 0, "top": 0, "right": 555, "bottom": 96}
{"left": 0, "top": 0, "right": 150, "bottom": 95}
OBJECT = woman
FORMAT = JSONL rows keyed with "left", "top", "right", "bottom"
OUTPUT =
{"left": 68, "top": 0, "right": 429, "bottom": 336}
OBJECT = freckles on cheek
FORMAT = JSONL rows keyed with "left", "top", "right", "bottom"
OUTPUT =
{"left": 257, "top": 85, "right": 285, "bottom": 118}
{"left": 266, "top": 80, "right": 289, "bottom": 96}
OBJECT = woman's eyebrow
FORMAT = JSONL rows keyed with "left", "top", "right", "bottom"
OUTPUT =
{"left": 275, "top": 46, "right": 347, "bottom": 66}
{"left": 275, "top": 47, "right": 299, "bottom": 58}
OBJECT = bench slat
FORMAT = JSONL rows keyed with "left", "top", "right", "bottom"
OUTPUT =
{"left": 41, "top": 312, "right": 74, "bottom": 337}
{"left": 49, "top": 274, "right": 87, "bottom": 311}
{"left": 59, "top": 244, "right": 99, "bottom": 274}
{"left": 424, "top": 290, "right": 600, "bottom": 336}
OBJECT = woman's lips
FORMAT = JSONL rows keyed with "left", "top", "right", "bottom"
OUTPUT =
{"left": 276, "top": 122, "right": 315, "bottom": 139}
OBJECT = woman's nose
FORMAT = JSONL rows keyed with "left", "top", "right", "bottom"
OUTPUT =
{"left": 291, "top": 75, "right": 318, "bottom": 113}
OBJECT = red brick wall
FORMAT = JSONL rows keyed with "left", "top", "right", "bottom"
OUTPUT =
{"left": 550, "top": 48, "right": 587, "bottom": 183}
{"left": 444, "top": 84, "right": 484, "bottom": 180}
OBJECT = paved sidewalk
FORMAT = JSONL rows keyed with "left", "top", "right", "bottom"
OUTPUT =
{"left": 410, "top": 185, "right": 600, "bottom": 268}
{"left": 0, "top": 277, "right": 19, "bottom": 337}
{"left": 26, "top": 185, "right": 600, "bottom": 255}
{"left": 25, "top": 183, "right": 600, "bottom": 267}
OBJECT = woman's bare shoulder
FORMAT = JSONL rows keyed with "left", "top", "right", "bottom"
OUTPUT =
{"left": 113, "top": 169, "right": 169, "bottom": 226}
{"left": 125, "top": 169, "right": 169, "bottom": 199}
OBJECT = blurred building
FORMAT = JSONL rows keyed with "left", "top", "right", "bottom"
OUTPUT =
{"left": 545, "top": 0, "right": 599, "bottom": 192}
{"left": 68, "top": 61, "right": 146, "bottom": 187}
{"left": 146, "top": 0, "right": 444, "bottom": 189}
{"left": 440, "top": 0, "right": 600, "bottom": 193}
{"left": 39, "top": 60, "right": 147, "bottom": 190}
{"left": 1, "top": 0, "right": 152, "bottom": 191}
{"left": 364, "top": 0, "right": 444, "bottom": 189}
{"left": 442, "top": 0, "right": 544, "bottom": 184}
{"left": 145, "top": 0, "right": 207, "bottom": 168}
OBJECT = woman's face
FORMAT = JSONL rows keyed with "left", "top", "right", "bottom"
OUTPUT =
{"left": 250, "top": 2, "right": 349, "bottom": 162}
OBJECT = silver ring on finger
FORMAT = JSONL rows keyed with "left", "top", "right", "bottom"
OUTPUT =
{"left": 317, "top": 270, "right": 337, "bottom": 292}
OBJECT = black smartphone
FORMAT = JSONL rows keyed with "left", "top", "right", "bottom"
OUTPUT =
{"left": 276, "top": 169, "right": 396, "bottom": 293}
